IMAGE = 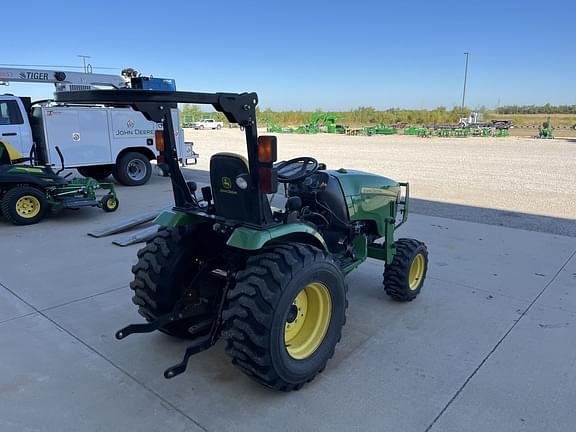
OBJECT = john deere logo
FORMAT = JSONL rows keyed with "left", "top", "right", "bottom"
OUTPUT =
{"left": 222, "top": 177, "right": 232, "bottom": 189}
{"left": 127, "top": 120, "right": 135, "bottom": 128}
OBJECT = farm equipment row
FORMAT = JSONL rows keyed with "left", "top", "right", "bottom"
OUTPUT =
{"left": 405, "top": 126, "right": 510, "bottom": 138}
{"left": 267, "top": 117, "right": 512, "bottom": 138}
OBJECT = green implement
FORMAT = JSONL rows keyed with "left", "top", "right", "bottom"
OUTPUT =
{"left": 0, "top": 141, "right": 119, "bottom": 225}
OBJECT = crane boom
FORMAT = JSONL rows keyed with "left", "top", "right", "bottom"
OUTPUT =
{"left": 0, "top": 67, "right": 128, "bottom": 91}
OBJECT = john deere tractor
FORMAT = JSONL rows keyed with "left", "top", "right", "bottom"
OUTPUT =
{"left": 55, "top": 89, "right": 429, "bottom": 391}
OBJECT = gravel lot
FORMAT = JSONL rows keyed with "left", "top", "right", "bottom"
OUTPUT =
{"left": 186, "top": 129, "right": 576, "bottom": 236}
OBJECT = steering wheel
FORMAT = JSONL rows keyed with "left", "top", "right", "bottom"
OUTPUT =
{"left": 275, "top": 157, "right": 319, "bottom": 183}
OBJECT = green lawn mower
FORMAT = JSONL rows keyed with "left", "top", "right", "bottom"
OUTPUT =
{"left": 55, "top": 89, "right": 429, "bottom": 391}
{"left": 0, "top": 142, "right": 119, "bottom": 225}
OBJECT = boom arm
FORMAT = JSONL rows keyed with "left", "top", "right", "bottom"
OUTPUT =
{"left": 0, "top": 67, "right": 127, "bottom": 91}
{"left": 53, "top": 90, "right": 270, "bottom": 223}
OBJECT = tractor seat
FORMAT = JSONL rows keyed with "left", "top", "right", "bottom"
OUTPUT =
{"left": 0, "top": 141, "right": 31, "bottom": 165}
{"left": 209, "top": 152, "right": 271, "bottom": 224}
{"left": 0, "top": 142, "right": 12, "bottom": 165}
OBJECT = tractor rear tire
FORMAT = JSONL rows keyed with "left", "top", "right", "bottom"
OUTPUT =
{"left": 130, "top": 226, "right": 213, "bottom": 339}
{"left": 1, "top": 186, "right": 48, "bottom": 225}
{"left": 384, "top": 238, "right": 428, "bottom": 302}
{"left": 77, "top": 165, "right": 113, "bottom": 181}
{"left": 223, "top": 243, "right": 347, "bottom": 391}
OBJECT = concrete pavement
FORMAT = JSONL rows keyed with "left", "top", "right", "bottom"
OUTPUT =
{"left": 1, "top": 174, "right": 575, "bottom": 432}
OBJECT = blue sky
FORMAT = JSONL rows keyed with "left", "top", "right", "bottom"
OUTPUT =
{"left": 2, "top": 0, "right": 574, "bottom": 110}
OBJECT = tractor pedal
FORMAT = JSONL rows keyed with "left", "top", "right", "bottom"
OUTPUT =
{"left": 164, "top": 334, "right": 213, "bottom": 379}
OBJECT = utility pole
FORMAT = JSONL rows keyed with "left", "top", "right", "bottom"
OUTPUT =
{"left": 461, "top": 52, "right": 469, "bottom": 114}
{"left": 78, "top": 55, "right": 91, "bottom": 73}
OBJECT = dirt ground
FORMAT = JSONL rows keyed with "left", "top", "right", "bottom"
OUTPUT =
{"left": 185, "top": 129, "right": 576, "bottom": 222}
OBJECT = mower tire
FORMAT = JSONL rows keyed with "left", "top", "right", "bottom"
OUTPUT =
{"left": 223, "top": 243, "right": 347, "bottom": 391}
{"left": 101, "top": 194, "right": 119, "bottom": 212}
{"left": 77, "top": 165, "right": 113, "bottom": 181}
{"left": 113, "top": 152, "right": 152, "bottom": 186}
{"left": 1, "top": 186, "right": 48, "bottom": 225}
{"left": 384, "top": 238, "right": 428, "bottom": 302}
{"left": 130, "top": 226, "right": 211, "bottom": 339}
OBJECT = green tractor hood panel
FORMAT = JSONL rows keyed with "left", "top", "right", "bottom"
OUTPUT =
{"left": 329, "top": 169, "right": 400, "bottom": 236}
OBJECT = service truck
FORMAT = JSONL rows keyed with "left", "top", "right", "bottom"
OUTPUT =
{"left": 0, "top": 67, "right": 198, "bottom": 186}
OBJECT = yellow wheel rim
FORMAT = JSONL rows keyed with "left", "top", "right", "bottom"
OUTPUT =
{"left": 106, "top": 197, "right": 117, "bottom": 209}
{"left": 409, "top": 254, "right": 425, "bottom": 290}
{"left": 15, "top": 196, "right": 41, "bottom": 218}
{"left": 284, "top": 282, "right": 332, "bottom": 360}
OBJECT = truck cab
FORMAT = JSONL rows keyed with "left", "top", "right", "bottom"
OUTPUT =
{"left": 0, "top": 96, "right": 33, "bottom": 159}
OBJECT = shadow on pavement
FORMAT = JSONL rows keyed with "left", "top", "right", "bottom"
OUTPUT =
{"left": 411, "top": 198, "right": 575, "bottom": 237}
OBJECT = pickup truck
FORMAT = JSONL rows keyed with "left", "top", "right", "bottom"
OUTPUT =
{"left": 0, "top": 95, "right": 198, "bottom": 186}
{"left": 192, "top": 119, "right": 223, "bottom": 130}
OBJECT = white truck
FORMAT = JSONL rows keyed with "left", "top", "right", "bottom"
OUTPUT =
{"left": 192, "top": 118, "right": 223, "bottom": 130}
{"left": 0, "top": 67, "right": 198, "bottom": 186}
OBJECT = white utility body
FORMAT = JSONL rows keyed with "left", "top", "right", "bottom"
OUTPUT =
{"left": 0, "top": 67, "right": 198, "bottom": 186}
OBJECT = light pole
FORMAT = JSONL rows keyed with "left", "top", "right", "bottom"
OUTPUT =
{"left": 78, "top": 55, "right": 91, "bottom": 73}
{"left": 461, "top": 52, "right": 469, "bottom": 114}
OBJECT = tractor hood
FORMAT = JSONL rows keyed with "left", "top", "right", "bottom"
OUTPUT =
{"left": 328, "top": 168, "right": 401, "bottom": 235}
{"left": 328, "top": 168, "right": 400, "bottom": 198}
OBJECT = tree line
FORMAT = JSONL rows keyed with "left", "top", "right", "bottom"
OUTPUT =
{"left": 495, "top": 104, "right": 576, "bottom": 114}
{"left": 181, "top": 104, "right": 472, "bottom": 127}
{"left": 180, "top": 103, "right": 576, "bottom": 128}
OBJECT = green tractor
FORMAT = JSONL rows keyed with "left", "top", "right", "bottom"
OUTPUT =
{"left": 55, "top": 89, "right": 429, "bottom": 391}
{"left": 538, "top": 117, "right": 554, "bottom": 139}
{"left": 0, "top": 141, "right": 119, "bottom": 225}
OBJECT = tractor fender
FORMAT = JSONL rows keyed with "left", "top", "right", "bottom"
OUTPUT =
{"left": 226, "top": 224, "right": 328, "bottom": 251}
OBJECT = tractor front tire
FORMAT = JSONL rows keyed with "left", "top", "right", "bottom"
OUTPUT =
{"left": 223, "top": 243, "right": 347, "bottom": 391}
{"left": 131, "top": 227, "right": 207, "bottom": 339}
{"left": 1, "top": 186, "right": 48, "bottom": 225}
{"left": 384, "top": 238, "right": 428, "bottom": 302}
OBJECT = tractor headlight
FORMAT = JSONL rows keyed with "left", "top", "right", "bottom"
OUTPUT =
{"left": 236, "top": 175, "right": 248, "bottom": 190}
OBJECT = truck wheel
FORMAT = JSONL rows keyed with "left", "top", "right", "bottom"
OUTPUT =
{"left": 223, "top": 243, "right": 347, "bottom": 391}
{"left": 77, "top": 165, "right": 113, "bottom": 181}
{"left": 1, "top": 186, "right": 48, "bottom": 225}
{"left": 384, "top": 238, "right": 428, "bottom": 302}
{"left": 113, "top": 152, "right": 152, "bottom": 186}
{"left": 217, "top": 124, "right": 222, "bottom": 130}
{"left": 130, "top": 226, "right": 222, "bottom": 339}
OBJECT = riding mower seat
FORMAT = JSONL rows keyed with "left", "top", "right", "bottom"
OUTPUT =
{"left": 0, "top": 141, "right": 67, "bottom": 187}
{"left": 209, "top": 152, "right": 272, "bottom": 224}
